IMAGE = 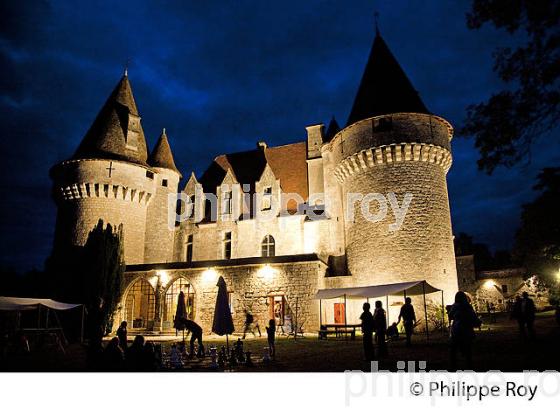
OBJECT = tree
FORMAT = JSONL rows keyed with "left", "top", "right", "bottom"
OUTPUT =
{"left": 514, "top": 168, "right": 560, "bottom": 295}
{"left": 454, "top": 232, "right": 494, "bottom": 270}
{"left": 460, "top": 0, "right": 560, "bottom": 174}
{"left": 81, "top": 220, "right": 126, "bottom": 334}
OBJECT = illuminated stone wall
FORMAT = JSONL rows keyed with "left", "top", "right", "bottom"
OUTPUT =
{"left": 143, "top": 166, "right": 180, "bottom": 263}
{"left": 324, "top": 113, "right": 459, "bottom": 305}
{"left": 51, "top": 159, "right": 155, "bottom": 264}
{"left": 122, "top": 257, "right": 326, "bottom": 333}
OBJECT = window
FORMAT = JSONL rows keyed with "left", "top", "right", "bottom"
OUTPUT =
{"left": 163, "top": 277, "right": 194, "bottom": 323}
{"left": 261, "top": 235, "right": 275, "bottom": 257}
{"left": 373, "top": 117, "right": 392, "bottom": 132}
{"left": 262, "top": 186, "right": 272, "bottom": 210}
{"left": 501, "top": 284, "right": 508, "bottom": 293}
{"left": 146, "top": 170, "right": 154, "bottom": 179}
{"left": 223, "top": 231, "right": 232, "bottom": 260}
{"left": 222, "top": 190, "right": 232, "bottom": 215}
{"left": 187, "top": 195, "right": 195, "bottom": 219}
{"left": 162, "top": 179, "right": 168, "bottom": 187}
{"left": 186, "top": 234, "right": 193, "bottom": 262}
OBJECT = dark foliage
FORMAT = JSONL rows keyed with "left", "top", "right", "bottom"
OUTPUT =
{"left": 46, "top": 220, "right": 125, "bottom": 334}
{"left": 454, "top": 231, "right": 514, "bottom": 270}
{"left": 460, "top": 0, "right": 560, "bottom": 174}
{"left": 514, "top": 168, "right": 560, "bottom": 288}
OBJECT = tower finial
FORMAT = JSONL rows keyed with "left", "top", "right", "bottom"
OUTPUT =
{"left": 162, "top": 127, "right": 166, "bottom": 135}
{"left": 374, "top": 11, "right": 380, "bottom": 35}
{"left": 124, "top": 57, "right": 130, "bottom": 77}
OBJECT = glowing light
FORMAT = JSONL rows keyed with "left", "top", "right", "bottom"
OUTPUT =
{"left": 484, "top": 280, "right": 496, "bottom": 289}
{"left": 202, "top": 268, "right": 218, "bottom": 283}
{"left": 156, "top": 270, "right": 169, "bottom": 286}
{"left": 258, "top": 264, "right": 276, "bottom": 281}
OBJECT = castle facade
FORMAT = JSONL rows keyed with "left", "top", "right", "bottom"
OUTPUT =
{"left": 50, "top": 30, "right": 458, "bottom": 333}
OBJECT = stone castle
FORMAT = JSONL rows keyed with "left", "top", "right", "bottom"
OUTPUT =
{"left": 50, "top": 29, "right": 459, "bottom": 333}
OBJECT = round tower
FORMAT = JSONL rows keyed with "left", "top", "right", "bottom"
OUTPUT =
{"left": 328, "top": 30, "right": 458, "bottom": 302}
{"left": 50, "top": 73, "right": 155, "bottom": 265}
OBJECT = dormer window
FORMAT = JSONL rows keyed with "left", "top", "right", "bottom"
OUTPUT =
{"left": 187, "top": 195, "right": 195, "bottom": 219}
{"left": 222, "top": 190, "right": 232, "bottom": 215}
{"left": 125, "top": 114, "right": 140, "bottom": 151}
{"left": 373, "top": 117, "right": 392, "bottom": 132}
{"left": 262, "top": 186, "right": 272, "bottom": 211}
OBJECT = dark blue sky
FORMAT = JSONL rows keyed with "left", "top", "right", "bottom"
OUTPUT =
{"left": 1, "top": 0, "right": 559, "bottom": 272}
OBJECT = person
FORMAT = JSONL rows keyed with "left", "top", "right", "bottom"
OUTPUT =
{"left": 242, "top": 309, "right": 261, "bottom": 339}
{"left": 176, "top": 318, "right": 205, "bottom": 358}
{"left": 448, "top": 291, "right": 481, "bottom": 370}
{"left": 360, "top": 302, "right": 375, "bottom": 361}
{"left": 169, "top": 343, "right": 183, "bottom": 369}
{"left": 520, "top": 291, "right": 536, "bottom": 340}
{"left": 102, "top": 337, "right": 124, "bottom": 371}
{"left": 116, "top": 321, "right": 128, "bottom": 351}
{"left": 142, "top": 341, "right": 158, "bottom": 371}
{"left": 125, "top": 335, "right": 145, "bottom": 371}
{"left": 397, "top": 297, "right": 417, "bottom": 347}
{"left": 266, "top": 319, "right": 276, "bottom": 358}
{"left": 511, "top": 295, "right": 523, "bottom": 334}
{"left": 386, "top": 322, "right": 399, "bottom": 341}
{"left": 373, "top": 301, "right": 387, "bottom": 356}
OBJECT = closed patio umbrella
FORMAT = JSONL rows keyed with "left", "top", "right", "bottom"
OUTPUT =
{"left": 174, "top": 291, "right": 187, "bottom": 341}
{"left": 212, "top": 276, "right": 234, "bottom": 350}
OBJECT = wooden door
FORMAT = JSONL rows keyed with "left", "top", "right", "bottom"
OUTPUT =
{"left": 334, "top": 303, "right": 345, "bottom": 324}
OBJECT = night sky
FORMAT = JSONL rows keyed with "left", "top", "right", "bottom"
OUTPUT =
{"left": 1, "top": 0, "right": 559, "bottom": 273}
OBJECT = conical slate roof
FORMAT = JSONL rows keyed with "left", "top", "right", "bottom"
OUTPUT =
{"left": 73, "top": 74, "right": 149, "bottom": 165}
{"left": 324, "top": 116, "right": 341, "bottom": 142}
{"left": 346, "top": 31, "right": 429, "bottom": 127}
{"left": 148, "top": 129, "right": 181, "bottom": 175}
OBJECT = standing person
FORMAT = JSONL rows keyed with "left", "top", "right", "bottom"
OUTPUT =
{"left": 511, "top": 295, "right": 523, "bottom": 336}
{"left": 360, "top": 302, "right": 375, "bottom": 361}
{"left": 520, "top": 292, "right": 536, "bottom": 340}
{"left": 373, "top": 301, "right": 387, "bottom": 357}
{"left": 448, "top": 291, "right": 481, "bottom": 370}
{"left": 242, "top": 309, "right": 261, "bottom": 339}
{"left": 266, "top": 319, "right": 276, "bottom": 358}
{"left": 116, "top": 321, "right": 128, "bottom": 351}
{"left": 397, "top": 297, "right": 417, "bottom": 347}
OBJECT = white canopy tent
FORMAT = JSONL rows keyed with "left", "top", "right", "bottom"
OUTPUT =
{"left": 0, "top": 297, "right": 84, "bottom": 343}
{"left": 314, "top": 280, "right": 441, "bottom": 300}
{"left": 0, "top": 297, "right": 82, "bottom": 311}
{"left": 314, "top": 280, "right": 446, "bottom": 340}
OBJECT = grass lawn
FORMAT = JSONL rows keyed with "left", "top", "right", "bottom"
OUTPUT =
{"left": 2, "top": 312, "right": 559, "bottom": 372}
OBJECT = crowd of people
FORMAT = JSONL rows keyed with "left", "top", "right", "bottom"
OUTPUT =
{"left": 99, "top": 322, "right": 161, "bottom": 371}
{"left": 359, "top": 290, "right": 545, "bottom": 369}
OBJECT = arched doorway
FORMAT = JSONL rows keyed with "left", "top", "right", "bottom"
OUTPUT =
{"left": 163, "top": 277, "right": 195, "bottom": 329}
{"left": 124, "top": 279, "right": 156, "bottom": 329}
